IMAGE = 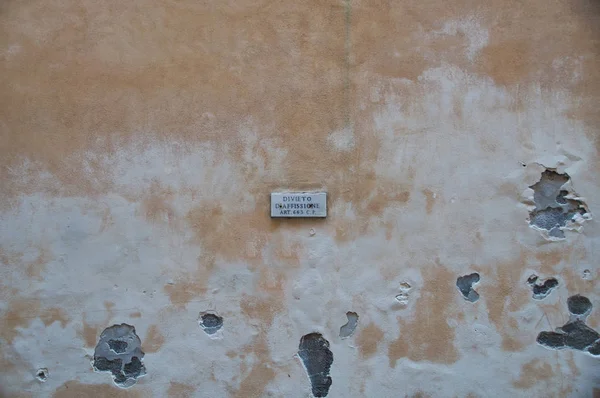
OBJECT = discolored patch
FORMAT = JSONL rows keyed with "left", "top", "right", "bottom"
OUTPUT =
{"left": 185, "top": 203, "right": 277, "bottom": 268}
{"left": 234, "top": 272, "right": 284, "bottom": 398}
{"left": 480, "top": 250, "right": 530, "bottom": 352}
{"left": 52, "top": 381, "right": 143, "bottom": 397}
{"left": 512, "top": 359, "right": 554, "bottom": 389}
{"left": 143, "top": 324, "right": 165, "bottom": 353}
{"left": 388, "top": 262, "right": 459, "bottom": 366}
{"left": 412, "top": 393, "right": 432, "bottom": 398}
{"left": 364, "top": 189, "right": 410, "bottom": 215}
{"left": 167, "top": 382, "right": 196, "bottom": 397}
{"left": 140, "top": 181, "right": 177, "bottom": 227}
{"left": 356, "top": 323, "right": 384, "bottom": 358}
{"left": 164, "top": 280, "right": 207, "bottom": 309}
{"left": 0, "top": 298, "right": 69, "bottom": 344}
{"left": 40, "top": 308, "right": 69, "bottom": 328}
{"left": 79, "top": 317, "right": 100, "bottom": 348}
{"left": 423, "top": 189, "right": 436, "bottom": 215}
{"left": 25, "top": 245, "right": 53, "bottom": 281}
{"left": 476, "top": 40, "right": 531, "bottom": 87}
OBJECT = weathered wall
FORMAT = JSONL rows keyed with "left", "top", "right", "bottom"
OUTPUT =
{"left": 1, "top": 0, "right": 600, "bottom": 396}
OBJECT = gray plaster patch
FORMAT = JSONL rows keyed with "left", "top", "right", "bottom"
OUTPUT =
{"left": 199, "top": 312, "right": 223, "bottom": 335}
{"left": 93, "top": 324, "right": 146, "bottom": 388}
{"left": 536, "top": 295, "right": 600, "bottom": 356}
{"left": 528, "top": 169, "right": 591, "bottom": 239}
{"left": 527, "top": 275, "right": 559, "bottom": 300}
{"left": 339, "top": 312, "right": 359, "bottom": 338}
{"left": 456, "top": 273, "right": 480, "bottom": 302}
{"left": 298, "top": 333, "right": 333, "bottom": 397}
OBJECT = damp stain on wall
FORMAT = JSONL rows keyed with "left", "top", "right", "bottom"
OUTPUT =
{"left": 0, "top": 0, "right": 600, "bottom": 396}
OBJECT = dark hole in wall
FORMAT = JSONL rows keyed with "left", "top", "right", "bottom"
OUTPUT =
{"left": 108, "top": 339, "right": 129, "bottom": 354}
{"left": 536, "top": 295, "right": 600, "bottom": 356}
{"left": 298, "top": 333, "right": 333, "bottom": 397}
{"left": 568, "top": 294, "right": 592, "bottom": 315}
{"left": 528, "top": 169, "right": 590, "bottom": 239}
{"left": 92, "top": 324, "right": 146, "bottom": 388}
{"left": 456, "top": 273, "right": 480, "bottom": 302}
{"left": 35, "top": 368, "right": 48, "bottom": 382}
{"left": 527, "top": 275, "right": 559, "bottom": 300}
{"left": 199, "top": 313, "right": 223, "bottom": 335}
{"left": 123, "top": 357, "right": 143, "bottom": 378}
{"left": 339, "top": 312, "right": 359, "bottom": 338}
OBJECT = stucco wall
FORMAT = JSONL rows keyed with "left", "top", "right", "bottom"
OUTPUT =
{"left": 1, "top": 0, "right": 600, "bottom": 396}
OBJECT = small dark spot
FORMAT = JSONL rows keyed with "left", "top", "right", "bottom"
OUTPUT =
{"left": 582, "top": 269, "right": 591, "bottom": 280}
{"left": 456, "top": 273, "right": 480, "bottom": 302}
{"left": 529, "top": 277, "right": 559, "bottom": 300}
{"left": 123, "top": 357, "right": 143, "bottom": 378}
{"left": 36, "top": 368, "right": 48, "bottom": 382}
{"left": 527, "top": 275, "right": 538, "bottom": 285}
{"left": 567, "top": 294, "right": 592, "bottom": 316}
{"left": 298, "top": 333, "right": 333, "bottom": 397}
{"left": 199, "top": 313, "right": 223, "bottom": 335}
{"left": 108, "top": 339, "right": 128, "bottom": 354}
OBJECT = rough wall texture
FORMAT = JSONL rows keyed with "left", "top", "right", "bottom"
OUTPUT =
{"left": 1, "top": 0, "right": 600, "bottom": 396}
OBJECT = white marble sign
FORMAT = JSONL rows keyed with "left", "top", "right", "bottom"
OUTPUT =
{"left": 270, "top": 192, "right": 327, "bottom": 218}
